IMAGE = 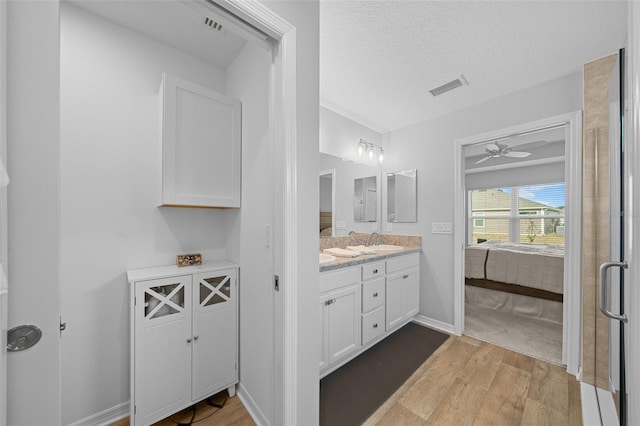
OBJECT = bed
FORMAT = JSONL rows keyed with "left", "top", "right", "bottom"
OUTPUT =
{"left": 465, "top": 241, "right": 564, "bottom": 322}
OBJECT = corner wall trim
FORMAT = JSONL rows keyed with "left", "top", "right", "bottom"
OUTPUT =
{"left": 67, "top": 401, "right": 129, "bottom": 426}
{"left": 412, "top": 315, "right": 456, "bottom": 335}
{"left": 237, "top": 383, "right": 270, "bottom": 426}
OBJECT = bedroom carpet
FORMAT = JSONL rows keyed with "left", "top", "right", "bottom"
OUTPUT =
{"left": 319, "top": 322, "right": 448, "bottom": 426}
{"left": 464, "top": 303, "right": 563, "bottom": 365}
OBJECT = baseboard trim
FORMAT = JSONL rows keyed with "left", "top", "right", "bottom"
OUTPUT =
{"left": 237, "top": 382, "right": 269, "bottom": 426}
{"left": 580, "top": 382, "right": 601, "bottom": 425}
{"left": 67, "top": 401, "right": 129, "bottom": 426}
{"left": 580, "top": 382, "right": 620, "bottom": 426}
{"left": 412, "top": 315, "right": 456, "bottom": 335}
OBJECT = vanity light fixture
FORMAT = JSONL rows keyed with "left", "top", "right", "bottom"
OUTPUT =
{"left": 358, "top": 139, "right": 384, "bottom": 164}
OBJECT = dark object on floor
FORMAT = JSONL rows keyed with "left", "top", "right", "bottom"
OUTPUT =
{"left": 320, "top": 322, "right": 449, "bottom": 426}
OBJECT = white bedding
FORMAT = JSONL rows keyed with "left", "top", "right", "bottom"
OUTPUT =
{"left": 465, "top": 241, "right": 564, "bottom": 294}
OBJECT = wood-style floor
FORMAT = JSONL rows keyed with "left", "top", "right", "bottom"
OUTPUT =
{"left": 364, "top": 334, "right": 583, "bottom": 426}
{"left": 113, "top": 335, "right": 582, "bottom": 426}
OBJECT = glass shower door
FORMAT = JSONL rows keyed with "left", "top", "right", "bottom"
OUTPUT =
{"left": 599, "top": 47, "right": 629, "bottom": 426}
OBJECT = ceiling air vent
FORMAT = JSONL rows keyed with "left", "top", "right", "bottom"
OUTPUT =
{"left": 203, "top": 17, "right": 227, "bottom": 34}
{"left": 429, "top": 75, "right": 468, "bottom": 97}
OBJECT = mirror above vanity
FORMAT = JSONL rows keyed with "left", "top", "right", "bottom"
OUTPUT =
{"left": 319, "top": 153, "right": 381, "bottom": 236}
{"left": 387, "top": 169, "right": 417, "bottom": 223}
{"left": 354, "top": 176, "right": 377, "bottom": 222}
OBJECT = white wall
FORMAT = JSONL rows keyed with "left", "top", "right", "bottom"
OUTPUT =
{"left": 386, "top": 71, "right": 582, "bottom": 325}
{"left": 59, "top": 4, "right": 236, "bottom": 423}
{"left": 224, "top": 41, "right": 274, "bottom": 423}
{"left": 321, "top": 106, "right": 383, "bottom": 166}
{"left": 6, "top": 1, "right": 62, "bottom": 424}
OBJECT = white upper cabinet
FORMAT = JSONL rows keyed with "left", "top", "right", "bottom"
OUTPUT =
{"left": 160, "top": 73, "right": 241, "bottom": 208}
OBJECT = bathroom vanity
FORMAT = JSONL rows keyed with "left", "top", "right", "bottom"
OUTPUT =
{"left": 319, "top": 245, "right": 420, "bottom": 378}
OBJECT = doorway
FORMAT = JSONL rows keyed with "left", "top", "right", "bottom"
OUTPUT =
{"left": 6, "top": 1, "right": 301, "bottom": 425}
{"left": 453, "top": 111, "right": 583, "bottom": 375}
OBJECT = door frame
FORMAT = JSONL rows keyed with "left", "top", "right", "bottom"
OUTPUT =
{"left": 453, "top": 111, "right": 582, "bottom": 376}
{"left": 216, "top": 1, "right": 300, "bottom": 424}
{"left": 0, "top": 0, "right": 7, "bottom": 423}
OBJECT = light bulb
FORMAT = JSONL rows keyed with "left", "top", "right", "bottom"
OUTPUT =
{"left": 368, "top": 147, "right": 374, "bottom": 159}
{"left": 378, "top": 150, "right": 384, "bottom": 163}
{"left": 358, "top": 143, "right": 363, "bottom": 156}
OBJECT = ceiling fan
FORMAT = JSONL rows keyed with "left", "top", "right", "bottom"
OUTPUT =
{"left": 474, "top": 142, "right": 532, "bottom": 164}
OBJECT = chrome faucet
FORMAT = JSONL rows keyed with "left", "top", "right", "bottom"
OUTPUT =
{"left": 367, "top": 232, "right": 380, "bottom": 246}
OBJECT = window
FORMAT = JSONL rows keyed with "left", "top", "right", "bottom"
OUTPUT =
{"left": 473, "top": 212, "right": 485, "bottom": 228}
{"left": 468, "top": 183, "right": 565, "bottom": 246}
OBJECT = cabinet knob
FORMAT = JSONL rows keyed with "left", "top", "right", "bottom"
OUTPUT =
{"left": 373, "top": 292, "right": 378, "bottom": 297}
{"left": 373, "top": 323, "right": 378, "bottom": 328}
{"left": 194, "top": 335, "right": 199, "bottom": 340}
{"left": 373, "top": 269, "right": 378, "bottom": 274}
{"left": 187, "top": 338, "right": 192, "bottom": 343}
{"left": 403, "top": 274, "right": 409, "bottom": 279}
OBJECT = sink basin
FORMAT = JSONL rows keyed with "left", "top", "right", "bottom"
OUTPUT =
{"left": 346, "top": 245, "right": 378, "bottom": 254}
{"left": 319, "top": 253, "right": 337, "bottom": 264}
{"left": 368, "top": 244, "right": 404, "bottom": 253}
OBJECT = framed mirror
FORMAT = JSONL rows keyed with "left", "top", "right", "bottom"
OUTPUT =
{"left": 319, "top": 153, "right": 380, "bottom": 236}
{"left": 387, "top": 169, "right": 417, "bottom": 223}
{"left": 354, "top": 176, "right": 377, "bottom": 222}
{"left": 319, "top": 169, "right": 335, "bottom": 236}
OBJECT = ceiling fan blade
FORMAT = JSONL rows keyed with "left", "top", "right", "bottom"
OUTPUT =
{"left": 474, "top": 156, "right": 491, "bottom": 164}
{"left": 503, "top": 151, "right": 531, "bottom": 158}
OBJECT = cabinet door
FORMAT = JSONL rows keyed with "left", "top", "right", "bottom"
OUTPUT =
{"left": 401, "top": 268, "right": 419, "bottom": 318}
{"left": 162, "top": 73, "right": 241, "bottom": 208}
{"left": 319, "top": 293, "right": 330, "bottom": 371}
{"left": 328, "top": 283, "right": 361, "bottom": 364}
{"left": 385, "top": 273, "right": 403, "bottom": 331}
{"left": 191, "top": 269, "right": 237, "bottom": 401}
{"left": 134, "top": 275, "right": 192, "bottom": 425}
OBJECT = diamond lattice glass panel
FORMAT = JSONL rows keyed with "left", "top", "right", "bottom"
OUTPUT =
{"left": 145, "top": 283, "right": 184, "bottom": 319}
{"left": 200, "top": 276, "right": 230, "bottom": 306}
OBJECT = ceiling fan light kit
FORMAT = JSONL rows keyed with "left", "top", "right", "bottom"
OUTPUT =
{"left": 474, "top": 142, "right": 532, "bottom": 164}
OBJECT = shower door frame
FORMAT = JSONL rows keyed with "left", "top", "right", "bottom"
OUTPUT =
{"left": 452, "top": 110, "right": 583, "bottom": 376}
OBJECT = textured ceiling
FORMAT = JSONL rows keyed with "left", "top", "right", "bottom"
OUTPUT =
{"left": 320, "top": 0, "right": 628, "bottom": 132}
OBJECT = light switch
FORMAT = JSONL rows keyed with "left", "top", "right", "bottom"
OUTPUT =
{"left": 432, "top": 222, "right": 453, "bottom": 234}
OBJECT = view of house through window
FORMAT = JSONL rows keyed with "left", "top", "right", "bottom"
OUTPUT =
{"left": 468, "top": 183, "right": 565, "bottom": 246}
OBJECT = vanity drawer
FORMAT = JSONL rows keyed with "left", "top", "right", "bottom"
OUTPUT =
{"left": 362, "top": 277, "right": 385, "bottom": 313}
{"left": 320, "top": 266, "right": 361, "bottom": 293}
{"left": 362, "top": 307, "right": 385, "bottom": 345}
{"left": 386, "top": 252, "right": 419, "bottom": 274}
{"left": 362, "top": 261, "right": 385, "bottom": 281}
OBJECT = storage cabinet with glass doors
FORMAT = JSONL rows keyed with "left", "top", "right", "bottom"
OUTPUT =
{"left": 127, "top": 261, "right": 238, "bottom": 426}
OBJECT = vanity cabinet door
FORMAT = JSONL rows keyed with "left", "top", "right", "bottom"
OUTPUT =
{"left": 161, "top": 72, "right": 241, "bottom": 208}
{"left": 319, "top": 293, "right": 331, "bottom": 371}
{"left": 326, "top": 283, "right": 362, "bottom": 364}
{"left": 385, "top": 273, "right": 403, "bottom": 331}
{"left": 386, "top": 268, "right": 419, "bottom": 332}
{"left": 401, "top": 268, "right": 419, "bottom": 318}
